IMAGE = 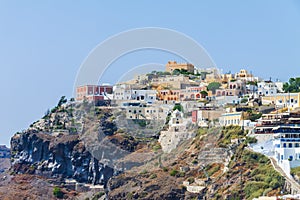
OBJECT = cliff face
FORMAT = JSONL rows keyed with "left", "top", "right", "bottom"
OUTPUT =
{"left": 107, "top": 126, "right": 285, "bottom": 200}
{"left": 0, "top": 145, "right": 10, "bottom": 158}
{"left": 10, "top": 131, "right": 113, "bottom": 185}
{"left": 9, "top": 102, "right": 119, "bottom": 186}
{"left": 8, "top": 102, "right": 149, "bottom": 187}
{"left": 0, "top": 145, "right": 10, "bottom": 173}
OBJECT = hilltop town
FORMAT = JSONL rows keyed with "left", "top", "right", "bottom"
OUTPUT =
{"left": 73, "top": 61, "right": 300, "bottom": 199}
{"left": 2, "top": 61, "right": 300, "bottom": 199}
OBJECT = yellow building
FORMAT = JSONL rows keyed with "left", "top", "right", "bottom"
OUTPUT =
{"left": 221, "top": 73, "right": 235, "bottom": 83}
{"left": 235, "top": 69, "right": 254, "bottom": 81}
{"left": 262, "top": 92, "right": 300, "bottom": 109}
{"left": 166, "top": 61, "right": 195, "bottom": 74}
{"left": 219, "top": 112, "right": 242, "bottom": 126}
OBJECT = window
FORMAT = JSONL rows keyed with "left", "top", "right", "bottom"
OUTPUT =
{"left": 296, "top": 143, "right": 300, "bottom": 148}
{"left": 289, "top": 143, "right": 293, "bottom": 148}
{"left": 283, "top": 143, "right": 287, "bottom": 148}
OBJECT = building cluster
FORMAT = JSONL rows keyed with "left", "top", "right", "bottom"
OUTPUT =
{"left": 75, "top": 60, "right": 300, "bottom": 177}
{"left": 252, "top": 111, "right": 300, "bottom": 177}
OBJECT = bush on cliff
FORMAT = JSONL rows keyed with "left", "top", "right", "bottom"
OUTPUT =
{"left": 53, "top": 186, "right": 64, "bottom": 199}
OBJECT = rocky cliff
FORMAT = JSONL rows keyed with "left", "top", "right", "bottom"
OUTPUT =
{"left": 4, "top": 99, "right": 288, "bottom": 199}
{"left": 0, "top": 145, "right": 10, "bottom": 173}
{"left": 107, "top": 126, "right": 286, "bottom": 200}
{"left": 8, "top": 100, "right": 156, "bottom": 189}
{"left": 10, "top": 131, "right": 113, "bottom": 185}
{"left": 9, "top": 101, "right": 121, "bottom": 186}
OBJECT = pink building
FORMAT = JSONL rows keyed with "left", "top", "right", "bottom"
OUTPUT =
{"left": 179, "top": 86, "right": 207, "bottom": 100}
{"left": 216, "top": 81, "right": 246, "bottom": 97}
{"left": 76, "top": 85, "right": 113, "bottom": 102}
{"left": 192, "top": 110, "right": 198, "bottom": 123}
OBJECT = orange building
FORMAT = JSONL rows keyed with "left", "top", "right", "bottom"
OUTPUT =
{"left": 165, "top": 61, "right": 195, "bottom": 74}
{"left": 157, "top": 89, "right": 180, "bottom": 101}
{"left": 76, "top": 85, "right": 113, "bottom": 102}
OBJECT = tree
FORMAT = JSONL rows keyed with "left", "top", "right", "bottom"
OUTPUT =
{"left": 241, "top": 98, "right": 248, "bottom": 104}
{"left": 200, "top": 91, "right": 208, "bottom": 98}
{"left": 172, "top": 69, "right": 181, "bottom": 76}
{"left": 173, "top": 104, "right": 183, "bottom": 112}
{"left": 283, "top": 77, "right": 300, "bottom": 93}
{"left": 57, "top": 96, "right": 67, "bottom": 107}
{"left": 207, "top": 82, "right": 221, "bottom": 94}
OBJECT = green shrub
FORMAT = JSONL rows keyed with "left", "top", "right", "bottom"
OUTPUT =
{"left": 207, "top": 165, "right": 220, "bottom": 176}
{"left": 241, "top": 98, "right": 248, "bottom": 103}
{"left": 152, "top": 144, "right": 162, "bottom": 151}
{"left": 244, "top": 181, "right": 268, "bottom": 199}
{"left": 197, "top": 128, "right": 207, "bottom": 137}
{"left": 244, "top": 136, "right": 257, "bottom": 144}
{"left": 53, "top": 186, "right": 63, "bottom": 199}
{"left": 173, "top": 104, "right": 183, "bottom": 112}
{"left": 170, "top": 169, "right": 179, "bottom": 176}
{"left": 150, "top": 174, "right": 157, "bottom": 179}
{"left": 291, "top": 166, "right": 300, "bottom": 177}
{"left": 218, "top": 126, "right": 245, "bottom": 147}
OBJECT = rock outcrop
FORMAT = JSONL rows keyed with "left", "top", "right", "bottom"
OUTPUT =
{"left": 10, "top": 131, "right": 114, "bottom": 185}
{"left": 0, "top": 145, "right": 10, "bottom": 173}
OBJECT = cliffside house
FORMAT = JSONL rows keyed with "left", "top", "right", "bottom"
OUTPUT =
{"left": 76, "top": 85, "right": 113, "bottom": 102}
{"left": 113, "top": 84, "right": 156, "bottom": 104}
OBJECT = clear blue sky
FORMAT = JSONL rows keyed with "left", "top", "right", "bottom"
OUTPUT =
{"left": 1, "top": 1, "right": 300, "bottom": 146}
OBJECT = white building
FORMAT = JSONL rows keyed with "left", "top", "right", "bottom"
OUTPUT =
{"left": 273, "top": 126, "right": 300, "bottom": 176}
{"left": 214, "top": 96, "right": 241, "bottom": 106}
{"left": 274, "top": 81, "right": 284, "bottom": 93}
{"left": 159, "top": 110, "right": 195, "bottom": 153}
{"left": 113, "top": 84, "right": 157, "bottom": 104}
{"left": 246, "top": 84, "right": 258, "bottom": 97}
{"left": 257, "top": 81, "right": 278, "bottom": 96}
{"left": 125, "top": 103, "right": 169, "bottom": 120}
{"left": 144, "top": 106, "right": 169, "bottom": 120}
